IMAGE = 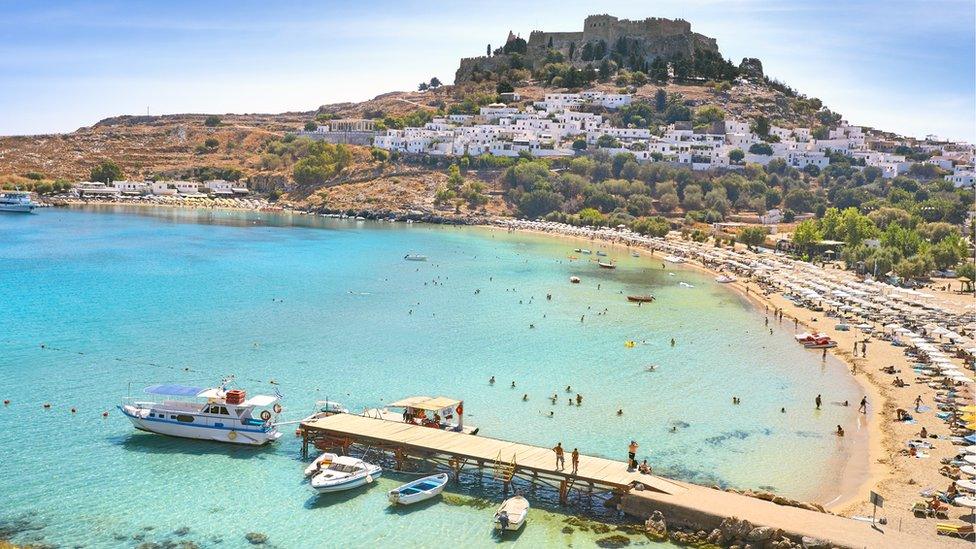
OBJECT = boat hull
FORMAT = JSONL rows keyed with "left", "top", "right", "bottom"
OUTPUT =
{"left": 119, "top": 405, "right": 280, "bottom": 446}
{"left": 0, "top": 204, "right": 36, "bottom": 213}
{"left": 387, "top": 473, "right": 448, "bottom": 505}
{"left": 311, "top": 470, "right": 382, "bottom": 493}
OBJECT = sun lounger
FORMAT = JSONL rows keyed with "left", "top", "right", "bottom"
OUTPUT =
{"left": 936, "top": 522, "right": 975, "bottom": 540}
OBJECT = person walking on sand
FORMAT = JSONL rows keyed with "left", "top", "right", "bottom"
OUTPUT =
{"left": 915, "top": 395, "right": 923, "bottom": 412}
{"left": 553, "top": 442, "right": 565, "bottom": 470}
{"left": 571, "top": 448, "right": 580, "bottom": 475}
{"left": 822, "top": 348, "right": 827, "bottom": 360}
{"left": 859, "top": 396, "right": 867, "bottom": 414}
{"left": 628, "top": 440, "right": 639, "bottom": 469}
{"left": 815, "top": 394, "right": 822, "bottom": 409}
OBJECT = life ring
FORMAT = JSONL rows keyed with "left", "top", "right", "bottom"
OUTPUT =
{"left": 455, "top": 403, "right": 463, "bottom": 415}
{"left": 227, "top": 431, "right": 238, "bottom": 441}
{"left": 273, "top": 403, "right": 283, "bottom": 414}
{"left": 260, "top": 410, "right": 272, "bottom": 421}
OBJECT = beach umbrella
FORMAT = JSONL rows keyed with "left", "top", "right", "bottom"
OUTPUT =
{"left": 968, "top": 455, "right": 976, "bottom": 466}
{"left": 962, "top": 465, "right": 976, "bottom": 477}
{"left": 960, "top": 405, "right": 976, "bottom": 413}
{"left": 958, "top": 479, "right": 976, "bottom": 492}
{"left": 963, "top": 445, "right": 976, "bottom": 455}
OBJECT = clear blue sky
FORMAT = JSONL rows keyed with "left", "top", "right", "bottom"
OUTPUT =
{"left": 1, "top": 0, "right": 973, "bottom": 140}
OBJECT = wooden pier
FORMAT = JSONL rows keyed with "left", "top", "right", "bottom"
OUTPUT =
{"left": 301, "top": 413, "right": 684, "bottom": 504}
{"left": 301, "top": 413, "right": 944, "bottom": 548}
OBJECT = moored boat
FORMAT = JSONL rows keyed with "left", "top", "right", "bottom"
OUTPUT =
{"left": 404, "top": 254, "right": 428, "bottom": 261}
{"left": 310, "top": 456, "right": 382, "bottom": 493}
{"left": 119, "top": 377, "right": 282, "bottom": 445}
{"left": 0, "top": 191, "right": 38, "bottom": 213}
{"left": 595, "top": 251, "right": 607, "bottom": 257}
{"left": 627, "top": 295, "right": 655, "bottom": 303}
{"left": 494, "top": 495, "right": 529, "bottom": 532}
{"left": 387, "top": 473, "right": 449, "bottom": 505}
{"left": 569, "top": 276, "right": 581, "bottom": 284}
{"left": 597, "top": 260, "right": 615, "bottom": 269}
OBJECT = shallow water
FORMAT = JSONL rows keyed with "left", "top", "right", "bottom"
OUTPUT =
{"left": 0, "top": 207, "right": 864, "bottom": 548}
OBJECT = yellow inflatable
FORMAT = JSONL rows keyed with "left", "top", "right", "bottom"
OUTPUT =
{"left": 625, "top": 340, "right": 636, "bottom": 348}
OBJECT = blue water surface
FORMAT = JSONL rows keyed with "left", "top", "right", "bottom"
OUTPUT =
{"left": 0, "top": 207, "right": 864, "bottom": 548}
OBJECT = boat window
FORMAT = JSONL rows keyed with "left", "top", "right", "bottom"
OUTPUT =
{"left": 220, "top": 407, "right": 230, "bottom": 415}
{"left": 176, "top": 414, "right": 194, "bottom": 423}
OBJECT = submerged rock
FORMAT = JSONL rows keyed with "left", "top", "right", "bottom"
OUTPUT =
{"left": 594, "top": 534, "right": 631, "bottom": 548}
{"left": 245, "top": 532, "right": 268, "bottom": 545}
{"left": 173, "top": 526, "right": 190, "bottom": 537}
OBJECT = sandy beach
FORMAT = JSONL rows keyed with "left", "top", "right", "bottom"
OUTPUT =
{"left": 498, "top": 219, "right": 976, "bottom": 545}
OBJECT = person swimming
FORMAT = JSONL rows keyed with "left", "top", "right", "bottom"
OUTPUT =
{"left": 616, "top": 408, "right": 623, "bottom": 416}
{"left": 489, "top": 376, "right": 495, "bottom": 385}
{"left": 522, "top": 394, "right": 528, "bottom": 401}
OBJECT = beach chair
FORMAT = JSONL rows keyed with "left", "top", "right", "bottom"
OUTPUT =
{"left": 936, "top": 522, "right": 975, "bottom": 540}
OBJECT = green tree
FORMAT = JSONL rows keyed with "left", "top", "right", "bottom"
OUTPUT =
{"left": 90, "top": 160, "right": 123, "bottom": 183}
{"left": 518, "top": 189, "right": 562, "bottom": 218}
{"left": 739, "top": 226, "right": 768, "bottom": 249}
{"left": 748, "top": 143, "right": 773, "bottom": 156}
{"left": 957, "top": 260, "right": 976, "bottom": 281}
{"left": 204, "top": 115, "right": 221, "bottom": 127}
{"left": 694, "top": 105, "right": 725, "bottom": 126}
{"left": 447, "top": 164, "right": 464, "bottom": 192}
{"left": 751, "top": 116, "right": 770, "bottom": 139}
{"left": 596, "top": 135, "right": 621, "bottom": 148}
{"left": 304, "top": 121, "right": 317, "bottom": 131}
{"left": 728, "top": 149, "right": 745, "bottom": 163}
{"left": 791, "top": 220, "right": 822, "bottom": 254}
{"left": 654, "top": 88, "right": 667, "bottom": 112}
{"left": 429, "top": 77, "right": 442, "bottom": 88}
{"left": 630, "top": 216, "right": 670, "bottom": 237}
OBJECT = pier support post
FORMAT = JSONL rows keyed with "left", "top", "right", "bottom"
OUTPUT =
{"left": 301, "top": 430, "right": 308, "bottom": 459}
{"left": 559, "top": 479, "right": 569, "bottom": 506}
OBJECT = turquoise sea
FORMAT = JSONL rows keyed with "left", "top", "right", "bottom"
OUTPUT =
{"left": 0, "top": 207, "right": 865, "bottom": 548}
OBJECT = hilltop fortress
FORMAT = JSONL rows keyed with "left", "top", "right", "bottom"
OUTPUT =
{"left": 456, "top": 14, "right": 723, "bottom": 83}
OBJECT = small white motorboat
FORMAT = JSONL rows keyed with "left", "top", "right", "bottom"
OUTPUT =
{"left": 493, "top": 495, "right": 529, "bottom": 532}
{"left": 387, "top": 473, "right": 449, "bottom": 505}
{"left": 310, "top": 456, "right": 382, "bottom": 493}
{"left": 304, "top": 452, "right": 338, "bottom": 477}
{"left": 663, "top": 255, "right": 685, "bottom": 264}
{"left": 595, "top": 251, "right": 607, "bottom": 257}
{"left": 404, "top": 254, "right": 428, "bottom": 261}
{"left": 715, "top": 274, "right": 736, "bottom": 283}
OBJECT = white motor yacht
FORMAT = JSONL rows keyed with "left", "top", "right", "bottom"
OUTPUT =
{"left": 119, "top": 377, "right": 282, "bottom": 445}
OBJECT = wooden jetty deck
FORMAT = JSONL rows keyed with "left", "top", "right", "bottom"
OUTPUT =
{"left": 302, "top": 412, "right": 686, "bottom": 498}
{"left": 301, "top": 413, "right": 944, "bottom": 548}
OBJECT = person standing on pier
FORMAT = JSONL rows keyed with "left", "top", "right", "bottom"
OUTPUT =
{"left": 628, "top": 440, "right": 639, "bottom": 469}
{"left": 553, "top": 442, "right": 565, "bottom": 470}
{"left": 571, "top": 448, "right": 579, "bottom": 475}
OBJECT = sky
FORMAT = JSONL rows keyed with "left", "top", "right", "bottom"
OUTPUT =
{"left": 1, "top": 0, "right": 974, "bottom": 141}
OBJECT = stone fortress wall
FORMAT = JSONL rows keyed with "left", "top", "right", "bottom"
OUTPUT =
{"left": 457, "top": 14, "right": 720, "bottom": 83}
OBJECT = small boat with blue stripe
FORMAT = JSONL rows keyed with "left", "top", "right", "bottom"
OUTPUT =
{"left": 310, "top": 456, "right": 382, "bottom": 494}
{"left": 387, "top": 473, "right": 449, "bottom": 505}
{"left": 119, "top": 377, "right": 283, "bottom": 446}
